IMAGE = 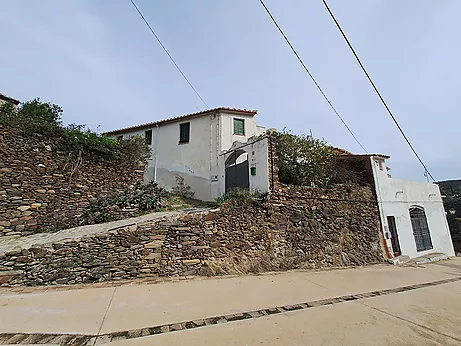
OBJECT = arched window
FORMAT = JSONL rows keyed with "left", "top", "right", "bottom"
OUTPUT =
{"left": 409, "top": 206, "right": 433, "bottom": 252}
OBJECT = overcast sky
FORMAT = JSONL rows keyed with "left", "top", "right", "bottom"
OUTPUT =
{"left": 1, "top": 0, "right": 459, "bottom": 181}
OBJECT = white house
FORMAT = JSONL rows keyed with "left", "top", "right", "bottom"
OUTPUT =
{"left": 107, "top": 111, "right": 454, "bottom": 260}
{"left": 105, "top": 107, "right": 267, "bottom": 201}
{"left": 369, "top": 155, "right": 455, "bottom": 260}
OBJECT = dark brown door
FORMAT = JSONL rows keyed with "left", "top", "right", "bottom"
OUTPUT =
{"left": 387, "top": 216, "right": 401, "bottom": 256}
{"left": 410, "top": 207, "right": 433, "bottom": 252}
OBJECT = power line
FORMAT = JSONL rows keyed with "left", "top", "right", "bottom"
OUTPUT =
{"left": 321, "top": 0, "right": 436, "bottom": 182}
{"left": 258, "top": 0, "right": 367, "bottom": 153}
{"left": 129, "top": 0, "right": 209, "bottom": 108}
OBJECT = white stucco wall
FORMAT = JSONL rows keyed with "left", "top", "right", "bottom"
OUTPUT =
{"left": 113, "top": 114, "right": 214, "bottom": 201}
{"left": 256, "top": 125, "right": 266, "bottom": 136}
{"left": 109, "top": 110, "right": 266, "bottom": 201}
{"left": 248, "top": 137, "right": 270, "bottom": 193}
{"left": 371, "top": 157, "right": 455, "bottom": 259}
{"left": 219, "top": 112, "right": 262, "bottom": 151}
{"left": 218, "top": 137, "right": 270, "bottom": 196}
{"left": 156, "top": 115, "right": 214, "bottom": 201}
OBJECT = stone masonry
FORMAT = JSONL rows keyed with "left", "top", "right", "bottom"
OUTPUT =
{"left": 0, "top": 127, "right": 144, "bottom": 237}
{"left": 0, "top": 184, "right": 383, "bottom": 286}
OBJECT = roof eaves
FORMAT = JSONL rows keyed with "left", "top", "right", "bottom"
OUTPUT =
{"left": 104, "top": 107, "right": 257, "bottom": 135}
{"left": 369, "top": 154, "right": 391, "bottom": 159}
{"left": 338, "top": 153, "right": 391, "bottom": 159}
{"left": 0, "top": 93, "right": 20, "bottom": 105}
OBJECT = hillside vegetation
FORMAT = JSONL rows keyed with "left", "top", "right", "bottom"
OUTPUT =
{"left": 0, "top": 98, "right": 149, "bottom": 161}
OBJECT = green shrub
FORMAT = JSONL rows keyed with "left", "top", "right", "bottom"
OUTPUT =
{"left": 0, "top": 98, "right": 150, "bottom": 163}
{"left": 0, "top": 101, "right": 18, "bottom": 123}
{"left": 63, "top": 124, "right": 118, "bottom": 155}
{"left": 171, "top": 176, "right": 195, "bottom": 199}
{"left": 84, "top": 182, "right": 169, "bottom": 224}
{"left": 215, "top": 188, "right": 268, "bottom": 205}
{"left": 0, "top": 98, "right": 62, "bottom": 137}
{"left": 272, "top": 130, "right": 336, "bottom": 188}
{"left": 116, "top": 135, "right": 151, "bottom": 165}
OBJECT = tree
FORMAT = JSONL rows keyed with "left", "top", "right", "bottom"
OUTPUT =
{"left": 18, "top": 98, "right": 62, "bottom": 125}
{"left": 273, "top": 130, "right": 336, "bottom": 187}
{"left": 0, "top": 98, "right": 62, "bottom": 136}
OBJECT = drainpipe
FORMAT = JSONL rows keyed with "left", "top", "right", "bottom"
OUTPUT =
{"left": 216, "top": 114, "right": 220, "bottom": 194}
{"left": 217, "top": 113, "right": 220, "bottom": 168}
{"left": 153, "top": 124, "right": 159, "bottom": 183}
{"left": 210, "top": 114, "right": 213, "bottom": 187}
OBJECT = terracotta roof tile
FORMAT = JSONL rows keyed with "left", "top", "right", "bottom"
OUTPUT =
{"left": 104, "top": 107, "right": 257, "bottom": 135}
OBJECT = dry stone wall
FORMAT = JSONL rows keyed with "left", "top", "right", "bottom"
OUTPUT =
{"left": 267, "top": 132, "right": 279, "bottom": 191}
{"left": 0, "top": 184, "right": 383, "bottom": 286}
{"left": 0, "top": 127, "right": 144, "bottom": 237}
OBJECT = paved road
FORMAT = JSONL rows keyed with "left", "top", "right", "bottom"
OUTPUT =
{"left": 0, "top": 258, "right": 460, "bottom": 345}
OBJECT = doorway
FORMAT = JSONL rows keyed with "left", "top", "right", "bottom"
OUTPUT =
{"left": 387, "top": 216, "right": 401, "bottom": 256}
{"left": 410, "top": 206, "right": 433, "bottom": 252}
{"left": 225, "top": 150, "right": 249, "bottom": 192}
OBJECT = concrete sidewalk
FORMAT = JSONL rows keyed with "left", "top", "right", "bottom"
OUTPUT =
{"left": 0, "top": 258, "right": 460, "bottom": 345}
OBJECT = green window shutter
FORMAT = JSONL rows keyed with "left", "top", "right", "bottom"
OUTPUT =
{"left": 179, "top": 123, "right": 190, "bottom": 143}
{"left": 233, "top": 118, "right": 245, "bottom": 135}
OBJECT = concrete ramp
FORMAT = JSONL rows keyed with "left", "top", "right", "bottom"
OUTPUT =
{"left": 0, "top": 208, "right": 210, "bottom": 254}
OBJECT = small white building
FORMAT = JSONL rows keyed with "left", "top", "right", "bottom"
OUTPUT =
{"left": 105, "top": 107, "right": 268, "bottom": 201}
{"left": 369, "top": 155, "right": 455, "bottom": 260}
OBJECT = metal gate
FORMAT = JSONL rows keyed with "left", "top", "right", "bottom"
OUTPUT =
{"left": 225, "top": 160, "right": 249, "bottom": 192}
{"left": 410, "top": 207, "right": 433, "bottom": 252}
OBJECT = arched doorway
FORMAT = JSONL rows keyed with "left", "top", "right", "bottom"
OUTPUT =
{"left": 225, "top": 149, "right": 249, "bottom": 192}
{"left": 410, "top": 206, "right": 433, "bottom": 252}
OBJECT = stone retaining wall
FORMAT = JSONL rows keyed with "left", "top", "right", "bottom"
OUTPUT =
{"left": 0, "top": 127, "right": 144, "bottom": 236}
{"left": 0, "top": 184, "right": 383, "bottom": 286}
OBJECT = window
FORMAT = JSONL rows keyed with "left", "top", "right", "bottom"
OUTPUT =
{"left": 179, "top": 123, "right": 190, "bottom": 143}
{"left": 117, "top": 135, "right": 123, "bottom": 141}
{"left": 145, "top": 130, "right": 152, "bottom": 145}
{"left": 409, "top": 207, "right": 433, "bottom": 252}
{"left": 233, "top": 118, "right": 245, "bottom": 135}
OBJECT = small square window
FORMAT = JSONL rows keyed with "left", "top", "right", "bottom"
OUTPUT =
{"left": 233, "top": 118, "right": 245, "bottom": 135}
{"left": 179, "top": 123, "right": 190, "bottom": 144}
{"left": 145, "top": 130, "right": 152, "bottom": 145}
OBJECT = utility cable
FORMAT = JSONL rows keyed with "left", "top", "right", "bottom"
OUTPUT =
{"left": 258, "top": 0, "right": 367, "bottom": 153}
{"left": 129, "top": 0, "right": 209, "bottom": 109}
{"left": 321, "top": 0, "right": 435, "bottom": 182}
